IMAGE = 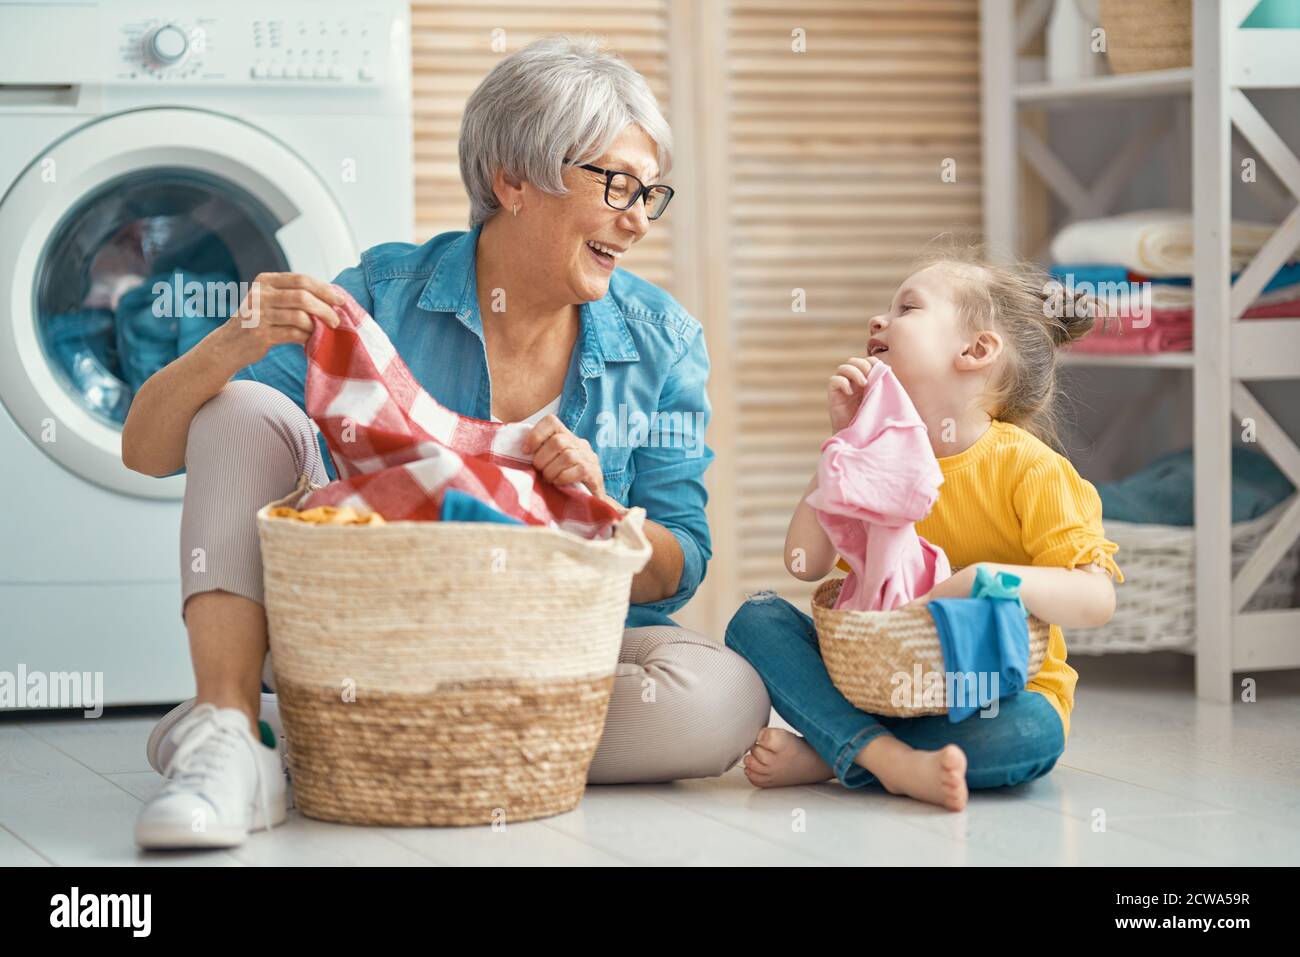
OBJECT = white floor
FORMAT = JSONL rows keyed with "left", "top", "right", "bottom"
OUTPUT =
{"left": 2, "top": 652, "right": 1298, "bottom": 866}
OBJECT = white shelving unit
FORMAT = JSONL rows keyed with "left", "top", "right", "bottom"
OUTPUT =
{"left": 980, "top": 0, "right": 1300, "bottom": 701}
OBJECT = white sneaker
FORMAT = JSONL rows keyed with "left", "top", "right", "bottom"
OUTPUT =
{"left": 147, "top": 692, "right": 287, "bottom": 777}
{"left": 135, "top": 704, "right": 286, "bottom": 849}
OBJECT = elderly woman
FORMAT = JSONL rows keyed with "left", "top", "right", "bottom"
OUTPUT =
{"left": 122, "top": 35, "right": 769, "bottom": 849}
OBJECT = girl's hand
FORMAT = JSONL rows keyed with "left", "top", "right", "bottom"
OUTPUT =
{"left": 828, "top": 356, "right": 879, "bottom": 434}
{"left": 522, "top": 414, "right": 622, "bottom": 509}
{"left": 900, "top": 564, "right": 979, "bottom": 610}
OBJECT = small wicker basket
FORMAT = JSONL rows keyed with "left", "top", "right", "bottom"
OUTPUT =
{"left": 255, "top": 483, "right": 651, "bottom": 827}
{"left": 812, "top": 578, "right": 1051, "bottom": 717}
{"left": 1070, "top": 497, "right": 1300, "bottom": 654}
{"left": 1098, "top": 0, "right": 1192, "bottom": 74}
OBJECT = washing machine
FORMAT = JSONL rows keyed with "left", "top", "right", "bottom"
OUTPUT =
{"left": 0, "top": 0, "right": 412, "bottom": 707}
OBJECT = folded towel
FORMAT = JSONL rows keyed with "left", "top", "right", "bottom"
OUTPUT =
{"left": 1051, "top": 261, "right": 1300, "bottom": 310}
{"left": 1066, "top": 294, "right": 1300, "bottom": 354}
{"left": 1050, "top": 210, "right": 1281, "bottom": 277}
{"left": 1097, "top": 446, "right": 1294, "bottom": 526}
{"left": 1067, "top": 325, "right": 1192, "bottom": 353}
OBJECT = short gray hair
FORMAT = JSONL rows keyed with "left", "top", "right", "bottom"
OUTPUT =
{"left": 459, "top": 34, "right": 673, "bottom": 226}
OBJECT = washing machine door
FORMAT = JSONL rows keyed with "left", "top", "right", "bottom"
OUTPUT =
{"left": 0, "top": 108, "right": 357, "bottom": 499}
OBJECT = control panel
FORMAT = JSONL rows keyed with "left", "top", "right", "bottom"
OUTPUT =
{"left": 108, "top": 5, "right": 394, "bottom": 86}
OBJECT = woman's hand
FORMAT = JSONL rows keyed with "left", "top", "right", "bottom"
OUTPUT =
{"left": 207, "top": 272, "right": 345, "bottom": 373}
{"left": 522, "top": 414, "right": 624, "bottom": 510}
{"left": 828, "top": 356, "right": 879, "bottom": 434}
{"left": 122, "top": 271, "right": 345, "bottom": 478}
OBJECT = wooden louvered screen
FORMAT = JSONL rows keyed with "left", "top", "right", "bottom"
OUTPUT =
{"left": 409, "top": 0, "right": 676, "bottom": 291}
{"left": 721, "top": 0, "right": 984, "bottom": 622}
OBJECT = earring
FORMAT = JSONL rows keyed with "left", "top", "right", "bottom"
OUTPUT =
{"left": 512, "top": 204, "right": 519, "bottom": 218}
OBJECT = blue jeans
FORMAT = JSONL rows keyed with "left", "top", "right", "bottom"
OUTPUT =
{"left": 724, "top": 594, "right": 1065, "bottom": 790}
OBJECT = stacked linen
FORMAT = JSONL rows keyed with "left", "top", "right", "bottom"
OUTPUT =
{"left": 1049, "top": 210, "right": 1300, "bottom": 354}
{"left": 1049, "top": 209, "right": 1276, "bottom": 275}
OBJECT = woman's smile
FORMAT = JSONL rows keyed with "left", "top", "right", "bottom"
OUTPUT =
{"left": 585, "top": 239, "right": 624, "bottom": 271}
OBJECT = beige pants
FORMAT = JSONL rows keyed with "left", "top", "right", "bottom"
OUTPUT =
{"left": 179, "top": 380, "right": 770, "bottom": 784}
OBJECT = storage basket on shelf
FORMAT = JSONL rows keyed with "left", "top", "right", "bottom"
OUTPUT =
{"left": 1097, "top": 0, "right": 1192, "bottom": 73}
{"left": 255, "top": 485, "right": 651, "bottom": 827}
{"left": 811, "top": 578, "right": 1052, "bottom": 717}
{"left": 1070, "top": 496, "right": 1300, "bottom": 654}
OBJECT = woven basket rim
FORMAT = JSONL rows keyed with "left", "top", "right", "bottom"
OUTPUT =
{"left": 255, "top": 488, "right": 653, "bottom": 573}
{"left": 813, "top": 575, "right": 1054, "bottom": 630}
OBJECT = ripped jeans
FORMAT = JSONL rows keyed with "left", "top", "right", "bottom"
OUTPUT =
{"left": 725, "top": 592, "right": 1065, "bottom": 790}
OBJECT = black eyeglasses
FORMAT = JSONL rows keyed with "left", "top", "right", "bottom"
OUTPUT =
{"left": 571, "top": 162, "right": 674, "bottom": 220}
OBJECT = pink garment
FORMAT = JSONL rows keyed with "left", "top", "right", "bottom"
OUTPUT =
{"left": 806, "top": 362, "right": 950, "bottom": 611}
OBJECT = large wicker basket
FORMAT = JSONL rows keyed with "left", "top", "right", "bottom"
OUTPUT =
{"left": 255, "top": 488, "right": 651, "bottom": 827}
{"left": 1098, "top": 0, "right": 1192, "bottom": 73}
{"left": 812, "top": 578, "right": 1051, "bottom": 717}
{"left": 1070, "top": 497, "right": 1300, "bottom": 654}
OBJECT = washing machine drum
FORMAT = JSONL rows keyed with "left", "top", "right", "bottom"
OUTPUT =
{"left": 35, "top": 168, "right": 290, "bottom": 427}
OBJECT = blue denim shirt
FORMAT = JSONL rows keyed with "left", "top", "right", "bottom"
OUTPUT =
{"left": 232, "top": 224, "right": 714, "bottom": 626}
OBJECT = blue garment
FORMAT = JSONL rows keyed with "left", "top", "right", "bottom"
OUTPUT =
{"left": 725, "top": 595, "right": 1064, "bottom": 789}
{"left": 43, "top": 310, "right": 132, "bottom": 424}
{"left": 970, "top": 565, "right": 1028, "bottom": 616}
{"left": 1098, "top": 446, "right": 1293, "bottom": 526}
{"left": 928, "top": 595, "right": 1032, "bottom": 723}
{"left": 231, "top": 224, "right": 715, "bottom": 625}
{"left": 439, "top": 488, "right": 525, "bottom": 525}
{"left": 115, "top": 270, "right": 234, "bottom": 392}
{"left": 1051, "top": 260, "right": 1300, "bottom": 293}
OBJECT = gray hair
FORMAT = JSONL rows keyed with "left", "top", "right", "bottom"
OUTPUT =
{"left": 458, "top": 34, "right": 673, "bottom": 226}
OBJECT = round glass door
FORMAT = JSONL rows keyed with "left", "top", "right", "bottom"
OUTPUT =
{"left": 35, "top": 167, "right": 289, "bottom": 428}
{"left": 0, "top": 107, "right": 358, "bottom": 499}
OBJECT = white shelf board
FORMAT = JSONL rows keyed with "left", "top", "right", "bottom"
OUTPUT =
{"left": 1061, "top": 351, "right": 1194, "bottom": 369}
{"left": 1015, "top": 67, "right": 1193, "bottom": 107}
{"left": 1232, "top": 29, "right": 1300, "bottom": 89}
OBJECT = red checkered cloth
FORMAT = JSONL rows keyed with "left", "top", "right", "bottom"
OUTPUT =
{"left": 295, "top": 285, "right": 622, "bottom": 538}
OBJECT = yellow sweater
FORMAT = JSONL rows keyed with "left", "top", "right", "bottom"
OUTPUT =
{"left": 837, "top": 420, "right": 1122, "bottom": 736}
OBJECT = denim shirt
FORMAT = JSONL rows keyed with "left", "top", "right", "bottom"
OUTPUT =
{"left": 231, "top": 224, "right": 714, "bottom": 626}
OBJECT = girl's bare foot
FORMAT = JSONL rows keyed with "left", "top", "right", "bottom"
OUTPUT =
{"left": 743, "top": 728, "right": 834, "bottom": 788}
{"left": 862, "top": 737, "right": 969, "bottom": 811}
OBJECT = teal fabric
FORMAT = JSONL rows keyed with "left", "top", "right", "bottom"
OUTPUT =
{"left": 1050, "top": 260, "right": 1300, "bottom": 292}
{"left": 929, "top": 594, "right": 1032, "bottom": 724}
{"left": 439, "top": 488, "right": 525, "bottom": 525}
{"left": 44, "top": 310, "right": 132, "bottom": 424}
{"left": 970, "top": 566, "right": 1028, "bottom": 617}
{"left": 1243, "top": 0, "right": 1300, "bottom": 28}
{"left": 1097, "top": 446, "right": 1293, "bottom": 526}
{"left": 115, "top": 270, "right": 232, "bottom": 392}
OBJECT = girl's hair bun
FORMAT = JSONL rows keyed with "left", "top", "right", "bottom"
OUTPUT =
{"left": 1040, "top": 281, "right": 1100, "bottom": 347}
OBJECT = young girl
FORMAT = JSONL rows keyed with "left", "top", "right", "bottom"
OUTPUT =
{"left": 725, "top": 243, "right": 1123, "bottom": 812}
